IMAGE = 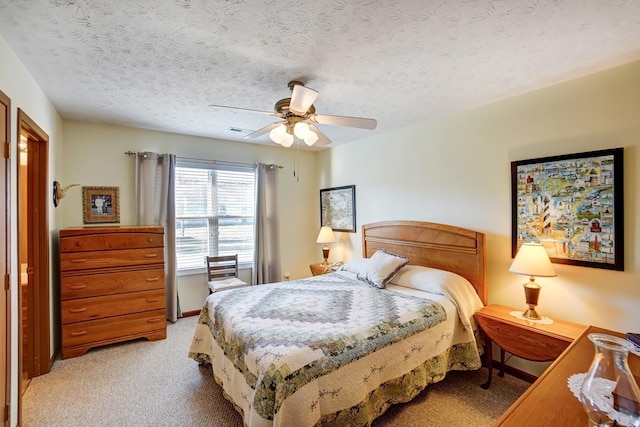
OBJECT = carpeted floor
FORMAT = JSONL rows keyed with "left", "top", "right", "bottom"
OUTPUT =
{"left": 22, "top": 316, "right": 528, "bottom": 426}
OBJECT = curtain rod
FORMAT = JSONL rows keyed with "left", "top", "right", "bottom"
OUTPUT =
{"left": 124, "top": 151, "right": 283, "bottom": 169}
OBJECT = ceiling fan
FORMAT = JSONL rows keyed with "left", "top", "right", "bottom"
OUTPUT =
{"left": 210, "top": 81, "right": 377, "bottom": 147}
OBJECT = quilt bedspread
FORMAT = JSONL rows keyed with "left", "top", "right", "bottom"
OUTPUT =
{"left": 189, "top": 273, "right": 480, "bottom": 426}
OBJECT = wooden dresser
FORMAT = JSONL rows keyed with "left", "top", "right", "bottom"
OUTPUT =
{"left": 59, "top": 225, "right": 166, "bottom": 359}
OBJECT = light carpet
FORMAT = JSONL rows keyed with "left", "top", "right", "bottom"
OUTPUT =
{"left": 23, "top": 316, "right": 528, "bottom": 426}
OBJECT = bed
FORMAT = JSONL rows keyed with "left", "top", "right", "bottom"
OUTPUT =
{"left": 189, "top": 220, "right": 487, "bottom": 426}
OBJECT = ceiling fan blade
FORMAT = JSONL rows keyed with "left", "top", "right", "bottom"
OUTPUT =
{"left": 210, "top": 104, "right": 280, "bottom": 117}
{"left": 308, "top": 124, "right": 331, "bottom": 146}
{"left": 289, "top": 85, "right": 319, "bottom": 115}
{"left": 311, "top": 113, "right": 377, "bottom": 130}
{"left": 245, "top": 121, "right": 285, "bottom": 139}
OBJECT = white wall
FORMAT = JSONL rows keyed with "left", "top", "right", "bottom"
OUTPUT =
{"left": 0, "top": 35, "right": 64, "bottom": 427}
{"left": 59, "top": 120, "right": 321, "bottom": 312}
{"left": 319, "top": 60, "right": 640, "bottom": 374}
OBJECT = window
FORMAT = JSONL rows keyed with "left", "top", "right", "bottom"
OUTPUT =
{"left": 175, "top": 160, "right": 255, "bottom": 273}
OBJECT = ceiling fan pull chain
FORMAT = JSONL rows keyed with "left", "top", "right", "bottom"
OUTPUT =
{"left": 293, "top": 138, "right": 300, "bottom": 182}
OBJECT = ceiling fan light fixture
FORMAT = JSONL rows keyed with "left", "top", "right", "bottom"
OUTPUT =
{"left": 280, "top": 133, "right": 294, "bottom": 147}
{"left": 217, "top": 81, "right": 377, "bottom": 148}
{"left": 269, "top": 124, "right": 286, "bottom": 144}
{"left": 304, "top": 131, "right": 318, "bottom": 146}
{"left": 293, "top": 122, "right": 310, "bottom": 139}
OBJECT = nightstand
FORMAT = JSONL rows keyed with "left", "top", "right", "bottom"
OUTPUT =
{"left": 475, "top": 304, "right": 586, "bottom": 389}
{"left": 309, "top": 263, "right": 334, "bottom": 276}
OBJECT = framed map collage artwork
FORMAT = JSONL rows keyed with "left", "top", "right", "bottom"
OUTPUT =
{"left": 511, "top": 148, "right": 624, "bottom": 271}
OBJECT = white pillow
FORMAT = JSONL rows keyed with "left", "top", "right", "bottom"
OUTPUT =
{"left": 338, "top": 258, "right": 370, "bottom": 274}
{"left": 357, "top": 249, "right": 409, "bottom": 289}
{"left": 389, "top": 265, "right": 484, "bottom": 330}
{"left": 390, "top": 264, "right": 465, "bottom": 294}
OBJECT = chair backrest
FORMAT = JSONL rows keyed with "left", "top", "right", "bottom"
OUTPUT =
{"left": 206, "top": 255, "right": 239, "bottom": 282}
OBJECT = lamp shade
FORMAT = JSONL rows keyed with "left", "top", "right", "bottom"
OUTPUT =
{"left": 269, "top": 124, "right": 286, "bottom": 144}
{"left": 303, "top": 130, "right": 318, "bottom": 146}
{"left": 316, "top": 226, "right": 336, "bottom": 244}
{"left": 294, "top": 122, "right": 310, "bottom": 139}
{"left": 509, "top": 243, "right": 557, "bottom": 277}
{"left": 280, "top": 133, "right": 294, "bottom": 147}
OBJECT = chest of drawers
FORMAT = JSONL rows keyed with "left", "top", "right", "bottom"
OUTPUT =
{"left": 59, "top": 225, "right": 166, "bottom": 358}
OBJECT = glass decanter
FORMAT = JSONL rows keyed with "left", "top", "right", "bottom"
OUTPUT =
{"left": 580, "top": 333, "right": 640, "bottom": 427}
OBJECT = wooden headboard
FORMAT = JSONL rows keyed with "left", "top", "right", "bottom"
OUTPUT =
{"left": 362, "top": 220, "right": 487, "bottom": 305}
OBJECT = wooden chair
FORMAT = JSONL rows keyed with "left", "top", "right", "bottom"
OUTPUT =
{"left": 205, "top": 254, "right": 248, "bottom": 293}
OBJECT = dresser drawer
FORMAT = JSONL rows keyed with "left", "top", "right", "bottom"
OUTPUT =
{"left": 60, "top": 231, "right": 164, "bottom": 252}
{"left": 61, "top": 289, "right": 165, "bottom": 324}
{"left": 61, "top": 268, "right": 164, "bottom": 300}
{"left": 60, "top": 247, "right": 164, "bottom": 271}
{"left": 62, "top": 310, "right": 166, "bottom": 348}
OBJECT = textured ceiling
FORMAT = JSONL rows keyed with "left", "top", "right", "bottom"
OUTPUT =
{"left": 1, "top": 0, "right": 640, "bottom": 148}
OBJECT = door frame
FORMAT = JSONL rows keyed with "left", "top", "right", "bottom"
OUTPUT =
{"left": 16, "top": 110, "right": 50, "bottom": 424}
{"left": 1, "top": 89, "right": 11, "bottom": 427}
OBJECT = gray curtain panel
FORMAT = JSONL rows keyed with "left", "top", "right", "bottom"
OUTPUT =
{"left": 135, "top": 152, "right": 180, "bottom": 322}
{"left": 254, "top": 163, "right": 281, "bottom": 285}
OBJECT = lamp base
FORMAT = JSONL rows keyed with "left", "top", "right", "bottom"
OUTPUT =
{"left": 509, "top": 310, "right": 554, "bottom": 325}
{"left": 522, "top": 279, "right": 542, "bottom": 320}
{"left": 522, "top": 306, "right": 542, "bottom": 320}
{"left": 321, "top": 245, "right": 330, "bottom": 266}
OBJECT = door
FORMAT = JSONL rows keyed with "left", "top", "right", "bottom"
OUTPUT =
{"left": 1, "top": 90, "right": 11, "bottom": 426}
{"left": 18, "top": 134, "right": 30, "bottom": 395}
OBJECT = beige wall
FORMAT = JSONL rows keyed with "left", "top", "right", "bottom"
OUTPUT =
{"left": 319, "top": 60, "right": 640, "bottom": 374}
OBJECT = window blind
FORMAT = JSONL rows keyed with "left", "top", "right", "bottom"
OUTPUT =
{"left": 175, "top": 160, "right": 255, "bottom": 272}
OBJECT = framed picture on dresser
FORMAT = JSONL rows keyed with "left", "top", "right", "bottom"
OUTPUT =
{"left": 511, "top": 148, "right": 624, "bottom": 271}
{"left": 82, "top": 186, "right": 120, "bottom": 224}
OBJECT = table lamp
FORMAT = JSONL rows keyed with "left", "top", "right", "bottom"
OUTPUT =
{"left": 316, "top": 226, "right": 336, "bottom": 266}
{"left": 509, "top": 242, "right": 557, "bottom": 320}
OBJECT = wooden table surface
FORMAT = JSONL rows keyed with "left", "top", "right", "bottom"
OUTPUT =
{"left": 495, "top": 325, "right": 640, "bottom": 427}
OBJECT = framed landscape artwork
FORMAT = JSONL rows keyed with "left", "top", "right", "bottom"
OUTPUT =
{"left": 511, "top": 148, "right": 624, "bottom": 271}
{"left": 82, "top": 186, "right": 120, "bottom": 224}
{"left": 320, "top": 185, "right": 356, "bottom": 232}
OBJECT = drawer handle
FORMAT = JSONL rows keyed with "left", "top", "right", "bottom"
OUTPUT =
{"left": 70, "top": 331, "right": 87, "bottom": 337}
{"left": 145, "top": 276, "right": 161, "bottom": 282}
{"left": 144, "top": 254, "right": 158, "bottom": 258}
{"left": 69, "top": 259, "right": 88, "bottom": 263}
{"left": 146, "top": 298, "right": 160, "bottom": 303}
{"left": 146, "top": 318, "right": 161, "bottom": 324}
{"left": 69, "top": 308, "right": 87, "bottom": 313}
{"left": 69, "top": 284, "right": 88, "bottom": 290}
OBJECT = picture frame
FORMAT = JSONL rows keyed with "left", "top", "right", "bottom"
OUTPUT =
{"left": 511, "top": 148, "right": 624, "bottom": 270}
{"left": 82, "top": 186, "right": 120, "bottom": 224}
{"left": 320, "top": 185, "right": 356, "bottom": 232}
